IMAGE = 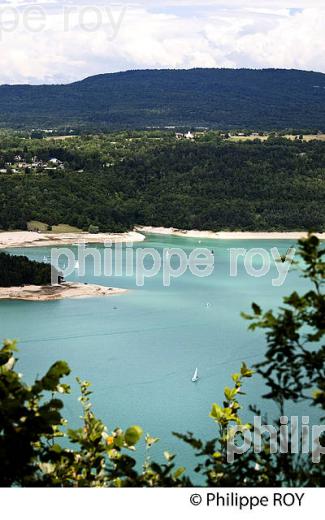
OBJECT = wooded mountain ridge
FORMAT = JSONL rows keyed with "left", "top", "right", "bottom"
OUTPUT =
{"left": 1, "top": 68, "right": 325, "bottom": 130}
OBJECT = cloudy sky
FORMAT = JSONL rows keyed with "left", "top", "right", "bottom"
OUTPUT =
{"left": 0, "top": 0, "right": 324, "bottom": 84}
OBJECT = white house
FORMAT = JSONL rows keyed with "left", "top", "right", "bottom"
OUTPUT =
{"left": 49, "top": 158, "right": 62, "bottom": 165}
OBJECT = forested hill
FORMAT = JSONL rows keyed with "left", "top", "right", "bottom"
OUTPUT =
{"left": 0, "top": 253, "right": 54, "bottom": 287}
{"left": 0, "top": 134, "right": 324, "bottom": 232}
{"left": 1, "top": 68, "right": 325, "bottom": 130}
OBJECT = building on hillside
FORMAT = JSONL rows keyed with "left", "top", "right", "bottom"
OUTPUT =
{"left": 49, "top": 158, "right": 61, "bottom": 165}
{"left": 175, "top": 131, "right": 195, "bottom": 140}
{"left": 48, "top": 158, "right": 65, "bottom": 170}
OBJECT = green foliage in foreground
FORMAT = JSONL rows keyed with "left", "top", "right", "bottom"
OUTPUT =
{"left": 0, "top": 235, "right": 324, "bottom": 487}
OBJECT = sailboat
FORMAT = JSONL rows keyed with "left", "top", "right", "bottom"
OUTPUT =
{"left": 75, "top": 260, "right": 80, "bottom": 270}
{"left": 192, "top": 368, "right": 199, "bottom": 382}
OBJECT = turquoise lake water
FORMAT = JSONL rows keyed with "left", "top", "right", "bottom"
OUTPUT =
{"left": 0, "top": 235, "right": 315, "bottom": 478}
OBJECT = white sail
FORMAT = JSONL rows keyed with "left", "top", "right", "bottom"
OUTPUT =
{"left": 75, "top": 260, "right": 80, "bottom": 269}
{"left": 192, "top": 368, "right": 199, "bottom": 382}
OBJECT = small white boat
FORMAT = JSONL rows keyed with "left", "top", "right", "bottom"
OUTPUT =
{"left": 192, "top": 368, "right": 199, "bottom": 382}
{"left": 75, "top": 260, "right": 80, "bottom": 270}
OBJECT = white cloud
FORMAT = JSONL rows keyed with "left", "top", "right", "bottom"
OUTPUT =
{"left": 0, "top": 2, "right": 324, "bottom": 83}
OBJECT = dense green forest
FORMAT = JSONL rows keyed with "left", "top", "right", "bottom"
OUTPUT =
{"left": 0, "top": 131, "right": 324, "bottom": 232}
{"left": 1, "top": 69, "right": 325, "bottom": 130}
{"left": 0, "top": 253, "right": 55, "bottom": 287}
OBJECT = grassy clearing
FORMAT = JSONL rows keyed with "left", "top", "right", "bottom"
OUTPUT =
{"left": 45, "top": 135, "right": 78, "bottom": 141}
{"left": 50, "top": 224, "right": 83, "bottom": 233}
{"left": 229, "top": 136, "right": 268, "bottom": 142}
{"left": 27, "top": 221, "right": 49, "bottom": 232}
{"left": 229, "top": 134, "right": 325, "bottom": 143}
{"left": 284, "top": 134, "right": 325, "bottom": 142}
{"left": 27, "top": 221, "right": 82, "bottom": 233}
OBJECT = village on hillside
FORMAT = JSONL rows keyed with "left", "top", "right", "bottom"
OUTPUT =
{"left": 0, "top": 155, "right": 65, "bottom": 175}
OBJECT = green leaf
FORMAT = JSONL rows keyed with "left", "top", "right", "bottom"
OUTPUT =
{"left": 210, "top": 403, "right": 223, "bottom": 421}
{"left": 212, "top": 452, "right": 222, "bottom": 459}
{"left": 145, "top": 434, "right": 159, "bottom": 447}
{"left": 164, "top": 451, "right": 175, "bottom": 462}
{"left": 252, "top": 303, "right": 262, "bottom": 315}
{"left": 50, "top": 444, "right": 63, "bottom": 454}
{"left": 124, "top": 425, "right": 143, "bottom": 446}
{"left": 173, "top": 466, "right": 185, "bottom": 480}
{"left": 39, "top": 361, "right": 71, "bottom": 391}
{"left": 224, "top": 386, "right": 237, "bottom": 401}
{"left": 240, "top": 362, "right": 254, "bottom": 378}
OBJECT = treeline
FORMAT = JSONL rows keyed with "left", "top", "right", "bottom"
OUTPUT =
{"left": 0, "top": 135, "right": 324, "bottom": 232}
{"left": 0, "top": 253, "right": 53, "bottom": 287}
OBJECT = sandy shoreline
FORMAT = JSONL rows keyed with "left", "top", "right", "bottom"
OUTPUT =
{"left": 135, "top": 226, "right": 325, "bottom": 241}
{"left": 0, "top": 282, "right": 127, "bottom": 301}
{"left": 0, "top": 229, "right": 324, "bottom": 249}
{"left": 0, "top": 231, "right": 145, "bottom": 249}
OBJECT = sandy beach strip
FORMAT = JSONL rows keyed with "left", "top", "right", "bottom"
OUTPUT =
{"left": 0, "top": 282, "right": 127, "bottom": 301}
{"left": 0, "top": 231, "right": 145, "bottom": 249}
{"left": 135, "top": 226, "right": 325, "bottom": 241}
